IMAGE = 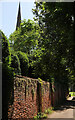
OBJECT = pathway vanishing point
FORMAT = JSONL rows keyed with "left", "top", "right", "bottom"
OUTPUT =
{"left": 47, "top": 96, "right": 75, "bottom": 119}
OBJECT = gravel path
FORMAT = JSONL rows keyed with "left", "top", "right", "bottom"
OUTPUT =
{"left": 47, "top": 96, "right": 75, "bottom": 119}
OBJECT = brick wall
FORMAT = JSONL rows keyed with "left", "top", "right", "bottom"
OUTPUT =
{"left": 8, "top": 76, "right": 69, "bottom": 119}
{"left": 8, "top": 76, "right": 51, "bottom": 119}
{"left": 40, "top": 81, "right": 51, "bottom": 112}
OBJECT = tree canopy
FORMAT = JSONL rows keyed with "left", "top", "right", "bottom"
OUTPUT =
{"left": 9, "top": 19, "right": 40, "bottom": 54}
{"left": 32, "top": 2, "right": 75, "bottom": 84}
{"left": 8, "top": 2, "right": 75, "bottom": 86}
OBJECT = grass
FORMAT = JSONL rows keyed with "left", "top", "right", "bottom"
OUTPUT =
{"left": 69, "top": 92, "right": 75, "bottom": 96}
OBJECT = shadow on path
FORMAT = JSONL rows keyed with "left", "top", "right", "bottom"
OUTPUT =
{"left": 53, "top": 97, "right": 75, "bottom": 111}
{"left": 47, "top": 97, "right": 75, "bottom": 119}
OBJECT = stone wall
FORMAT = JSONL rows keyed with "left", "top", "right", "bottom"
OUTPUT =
{"left": 8, "top": 76, "right": 51, "bottom": 119}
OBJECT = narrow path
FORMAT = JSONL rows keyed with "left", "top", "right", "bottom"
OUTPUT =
{"left": 47, "top": 96, "right": 75, "bottom": 119}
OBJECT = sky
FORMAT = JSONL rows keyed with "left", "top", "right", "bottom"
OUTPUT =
{"left": 0, "top": 0, "right": 73, "bottom": 38}
{"left": 0, "top": 0, "right": 35, "bottom": 38}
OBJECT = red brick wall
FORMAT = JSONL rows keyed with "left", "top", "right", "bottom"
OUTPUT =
{"left": 8, "top": 76, "right": 38, "bottom": 119}
{"left": 8, "top": 76, "right": 51, "bottom": 119}
{"left": 8, "top": 76, "right": 68, "bottom": 119}
{"left": 41, "top": 82, "right": 51, "bottom": 112}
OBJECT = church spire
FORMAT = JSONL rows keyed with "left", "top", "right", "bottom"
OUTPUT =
{"left": 16, "top": 2, "right": 21, "bottom": 30}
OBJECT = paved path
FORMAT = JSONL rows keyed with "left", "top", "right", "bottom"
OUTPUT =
{"left": 47, "top": 96, "right": 75, "bottom": 119}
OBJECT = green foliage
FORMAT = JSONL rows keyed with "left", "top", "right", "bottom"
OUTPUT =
{"left": 2, "top": 63, "right": 15, "bottom": 117}
{"left": 1, "top": 30, "right": 16, "bottom": 115}
{"left": 38, "top": 78, "right": 43, "bottom": 86}
{"left": 34, "top": 112, "right": 47, "bottom": 119}
{"left": 28, "top": 48, "right": 44, "bottom": 78}
{"left": 32, "top": 2, "right": 75, "bottom": 85}
{"left": 2, "top": 63, "right": 14, "bottom": 81}
{"left": 7, "top": 2, "right": 75, "bottom": 87}
{"left": 69, "top": 92, "right": 75, "bottom": 96}
{"left": 10, "top": 53, "right": 21, "bottom": 75}
{"left": 9, "top": 19, "right": 40, "bottom": 54}
{"left": 45, "top": 108, "right": 53, "bottom": 114}
{"left": 16, "top": 51, "right": 29, "bottom": 76}
{"left": 1, "top": 29, "right": 15, "bottom": 88}
{"left": 1, "top": 30, "right": 11, "bottom": 65}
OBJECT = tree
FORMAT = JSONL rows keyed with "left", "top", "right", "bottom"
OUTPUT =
{"left": 10, "top": 53, "right": 21, "bottom": 74}
{"left": 9, "top": 19, "right": 44, "bottom": 78}
{"left": 32, "top": 2, "right": 75, "bottom": 85}
{"left": 1, "top": 30, "right": 14, "bottom": 119}
{"left": 9, "top": 19, "right": 40, "bottom": 54}
{"left": 1, "top": 30, "right": 11, "bottom": 65}
{"left": 16, "top": 51, "right": 29, "bottom": 76}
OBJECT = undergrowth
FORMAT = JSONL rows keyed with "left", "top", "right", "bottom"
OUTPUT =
{"left": 34, "top": 112, "right": 47, "bottom": 119}
{"left": 34, "top": 107, "right": 53, "bottom": 119}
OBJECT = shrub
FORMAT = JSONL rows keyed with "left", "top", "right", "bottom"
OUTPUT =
{"left": 2, "top": 63, "right": 14, "bottom": 119}
{"left": 11, "top": 53, "right": 21, "bottom": 75}
{"left": 16, "top": 51, "right": 29, "bottom": 76}
{"left": 2, "top": 63, "right": 14, "bottom": 95}
{"left": 1, "top": 30, "right": 11, "bottom": 65}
